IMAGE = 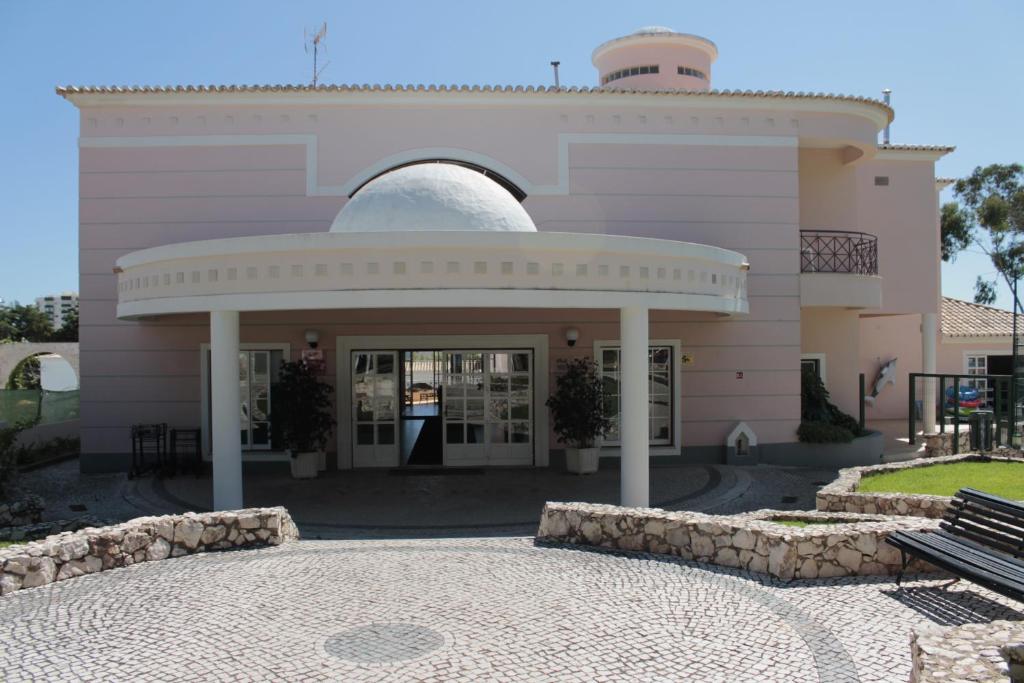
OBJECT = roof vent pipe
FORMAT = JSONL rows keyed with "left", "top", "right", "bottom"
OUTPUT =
{"left": 882, "top": 89, "right": 892, "bottom": 144}
{"left": 551, "top": 61, "right": 561, "bottom": 88}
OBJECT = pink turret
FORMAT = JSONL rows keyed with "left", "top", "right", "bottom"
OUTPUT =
{"left": 592, "top": 26, "right": 718, "bottom": 91}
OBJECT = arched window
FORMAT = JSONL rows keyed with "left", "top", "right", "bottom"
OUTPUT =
{"left": 348, "top": 159, "right": 527, "bottom": 202}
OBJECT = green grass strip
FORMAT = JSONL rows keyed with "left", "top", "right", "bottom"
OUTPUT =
{"left": 857, "top": 461, "right": 1024, "bottom": 499}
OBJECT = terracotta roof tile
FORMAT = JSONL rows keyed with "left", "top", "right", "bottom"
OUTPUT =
{"left": 54, "top": 83, "right": 894, "bottom": 115}
{"left": 942, "top": 296, "right": 1015, "bottom": 338}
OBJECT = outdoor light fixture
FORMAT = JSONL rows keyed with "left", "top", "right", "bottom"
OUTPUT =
{"left": 565, "top": 328, "right": 579, "bottom": 347}
{"left": 304, "top": 329, "right": 320, "bottom": 349}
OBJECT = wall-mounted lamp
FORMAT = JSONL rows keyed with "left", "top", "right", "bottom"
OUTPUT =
{"left": 565, "top": 327, "right": 579, "bottom": 348}
{"left": 304, "top": 329, "right": 320, "bottom": 349}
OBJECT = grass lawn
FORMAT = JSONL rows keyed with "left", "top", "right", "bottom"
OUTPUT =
{"left": 771, "top": 520, "right": 836, "bottom": 528}
{"left": 858, "top": 461, "right": 1024, "bottom": 499}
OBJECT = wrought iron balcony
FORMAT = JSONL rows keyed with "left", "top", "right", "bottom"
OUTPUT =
{"left": 800, "top": 230, "right": 878, "bottom": 275}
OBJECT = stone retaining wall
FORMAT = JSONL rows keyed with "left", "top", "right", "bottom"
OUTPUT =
{"left": 537, "top": 502, "right": 938, "bottom": 580}
{"left": 816, "top": 454, "right": 1023, "bottom": 518}
{"left": 1002, "top": 642, "right": 1024, "bottom": 683}
{"left": 910, "top": 620, "right": 1024, "bottom": 682}
{"left": 1, "top": 516, "right": 111, "bottom": 543}
{"left": 0, "top": 495, "right": 44, "bottom": 528}
{"left": 0, "top": 507, "right": 299, "bottom": 596}
{"left": 923, "top": 430, "right": 972, "bottom": 458}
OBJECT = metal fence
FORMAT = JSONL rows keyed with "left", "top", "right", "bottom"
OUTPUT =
{"left": 800, "top": 230, "right": 879, "bottom": 275}
{"left": 0, "top": 389, "right": 79, "bottom": 426}
{"left": 908, "top": 373, "right": 1014, "bottom": 453}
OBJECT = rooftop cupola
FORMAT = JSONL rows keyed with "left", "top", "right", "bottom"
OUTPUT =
{"left": 592, "top": 26, "right": 718, "bottom": 91}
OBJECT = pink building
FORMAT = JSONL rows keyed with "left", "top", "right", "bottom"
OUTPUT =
{"left": 59, "top": 27, "right": 953, "bottom": 508}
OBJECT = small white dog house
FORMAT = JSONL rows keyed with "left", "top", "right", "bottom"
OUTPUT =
{"left": 726, "top": 422, "right": 758, "bottom": 465}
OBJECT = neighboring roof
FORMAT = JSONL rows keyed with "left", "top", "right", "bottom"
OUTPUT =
{"left": 879, "top": 143, "right": 956, "bottom": 152}
{"left": 55, "top": 83, "right": 892, "bottom": 116}
{"left": 942, "top": 297, "right": 1015, "bottom": 338}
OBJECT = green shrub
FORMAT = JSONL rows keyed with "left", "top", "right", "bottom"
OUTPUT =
{"left": 0, "top": 419, "right": 37, "bottom": 492}
{"left": 546, "top": 358, "right": 611, "bottom": 449}
{"left": 800, "top": 366, "right": 865, "bottom": 441}
{"left": 797, "top": 421, "right": 855, "bottom": 443}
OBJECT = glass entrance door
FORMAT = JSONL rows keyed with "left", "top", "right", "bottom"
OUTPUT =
{"left": 442, "top": 350, "right": 532, "bottom": 466}
{"left": 352, "top": 351, "right": 399, "bottom": 467}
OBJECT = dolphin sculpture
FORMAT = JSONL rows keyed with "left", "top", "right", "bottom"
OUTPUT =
{"left": 863, "top": 357, "right": 897, "bottom": 407}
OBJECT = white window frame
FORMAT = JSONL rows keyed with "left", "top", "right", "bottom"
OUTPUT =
{"left": 335, "top": 334, "right": 549, "bottom": 469}
{"left": 593, "top": 339, "right": 683, "bottom": 456}
{"left": 800, "top": 353, "right": 827, "bottom": 384}
{"left": 199, "top": 342, "right": 291, "bottom": 462}
{"left": 963, "top": 349, "right": 1007, "bottom": 409}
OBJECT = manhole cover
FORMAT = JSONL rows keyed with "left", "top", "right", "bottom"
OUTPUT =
{"left": 324, "top": 623, "right": 445, "bottom": 664}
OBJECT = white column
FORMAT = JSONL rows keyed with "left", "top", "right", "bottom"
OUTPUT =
{"left": 620, "top": 306, "right": 650, "bottom": 508}
{"left": 922, "top": 312, "right": 938, "bottom": 434}
{"left": 210, "top": 310, "right": 243, "bottom": 510}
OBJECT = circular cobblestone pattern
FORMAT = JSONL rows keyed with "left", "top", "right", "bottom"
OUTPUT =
{"left": 324, "top": 623, "right": 447, "bottom": 663}
{"left": 1, "top": 537, "right": 1020, "bottom": 681}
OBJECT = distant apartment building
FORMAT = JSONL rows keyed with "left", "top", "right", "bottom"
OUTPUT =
{"left": 35, "top": 292, "right": 78, "bottom": 328}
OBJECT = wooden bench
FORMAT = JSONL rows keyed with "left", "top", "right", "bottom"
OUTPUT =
{"left": 886, "top": 487, "right": 1024, "bottom": 602}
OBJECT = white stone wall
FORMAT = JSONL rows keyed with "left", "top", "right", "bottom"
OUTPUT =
{"left": 910, "top": 620, "right": 1024, "bottom": 682}
{"left": 0, "top": 507, "right": 298, "bottom": 596}
{"left": 536, "top": 502, "right": 937, "bottom": 580}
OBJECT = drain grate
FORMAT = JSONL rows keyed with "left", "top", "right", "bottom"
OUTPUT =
{"left": 324, "top": 623, "right": 445, "bottom": 664}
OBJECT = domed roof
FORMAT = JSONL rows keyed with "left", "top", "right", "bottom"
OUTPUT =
{"left": 632, "top": 25, "right": 677, "bottom": 35}
{"left": 330, "top": 163, "right": 537, "bottom": 233}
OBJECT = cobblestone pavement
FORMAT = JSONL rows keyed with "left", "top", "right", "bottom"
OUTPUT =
{"left": 2, "top": 537, "right": 1022, "bottom": 682}
{"left": 11, "top": 460, "right": 837, "bottom": 537}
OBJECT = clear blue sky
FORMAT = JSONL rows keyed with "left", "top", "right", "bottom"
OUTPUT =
{"left": 1, "top": 1, "right": 1021, "bottom": 308}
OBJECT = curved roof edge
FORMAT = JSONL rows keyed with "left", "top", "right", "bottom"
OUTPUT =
{"left": 56, "top": 83, "right": 893, "bottom": 121}
{"left": 591, "top": 30, "right": 719, "bottom": 64}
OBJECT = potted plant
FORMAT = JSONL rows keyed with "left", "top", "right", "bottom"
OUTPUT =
{"left": 546, "top": 358, "right": 611, "bottom": 474}
{"left": 272, "top": 359, "right": 335, "bottom": 479}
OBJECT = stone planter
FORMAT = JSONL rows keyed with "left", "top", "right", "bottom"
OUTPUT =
{"left": 289, "top": 451, "right": 319, "bottom": 479}
{"left": 0, "top": 507, "right": 299, "bottom": 596}
{"left": 0, "top": 495, "right": 44, "bottom": 528}
{"left": 537, "top": 502, "right": 938, "bottom": 580}
{"left": 816, "top": 452, "right": 1024, "bottom": 518}
{"left": 565, "top": 447, "right": 600, "bottom": 474}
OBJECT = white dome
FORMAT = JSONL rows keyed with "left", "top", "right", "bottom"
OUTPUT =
{"left": 330, "top": 163, "right": 536, "bottom": 233}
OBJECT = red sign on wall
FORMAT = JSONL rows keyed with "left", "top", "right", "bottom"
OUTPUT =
{"left": 302, "top": 348, "right": 326, "bottom": 375}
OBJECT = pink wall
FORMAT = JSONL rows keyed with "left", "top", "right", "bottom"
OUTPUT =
{"left": 855, "top": 159, "right": 941, "bottom": 316}
{"left": 593, "top": 43, "right": 713, "bottom": 90}
{"left": 859, "top": 313, "right": 1010, "bottom": 421}
{"left": 71, "top": 93, "right": 906, "bottom": 465}
{"left": 801, "top": 309, "right": 861, "bottom": 417}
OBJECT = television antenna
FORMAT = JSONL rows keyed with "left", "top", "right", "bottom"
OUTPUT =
{"left": 304, "top": 22, "right": 329, "bottom": 86}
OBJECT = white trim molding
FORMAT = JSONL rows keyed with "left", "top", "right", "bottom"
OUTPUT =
{"left": 113, "top": 230, "right": 750, "bottom": 319}
{"left": 334, "top": 334, "right": 549, "bottom": 470}
{"left": 81, "top": 131, "right": 796, "bottom": 198}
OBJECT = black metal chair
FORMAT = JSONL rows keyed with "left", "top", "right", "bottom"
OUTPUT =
{"left": 170, "top": 428, "right": 203, "bottom": 478}
{"left": 129, "top": 423, "right": 168, "bottom": 479}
